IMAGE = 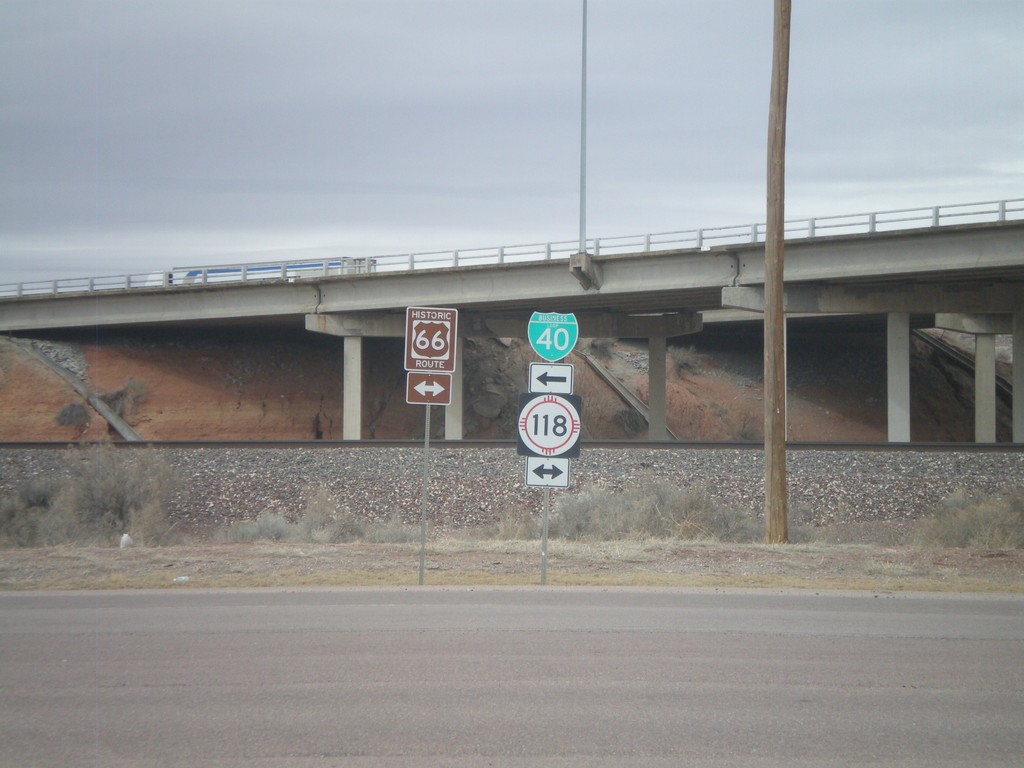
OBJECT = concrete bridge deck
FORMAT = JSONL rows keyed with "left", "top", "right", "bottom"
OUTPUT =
{"left": 1, "top": 205, "right": 1021, "bottom": 444}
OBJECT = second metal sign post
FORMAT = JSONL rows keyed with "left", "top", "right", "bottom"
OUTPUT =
{"left": 521, "top": 311, "right": 581, "bottom": 584}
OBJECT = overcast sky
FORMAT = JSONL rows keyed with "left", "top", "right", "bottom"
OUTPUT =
{"left": 2, "top": 1, "right": 1022, "bottom": 285}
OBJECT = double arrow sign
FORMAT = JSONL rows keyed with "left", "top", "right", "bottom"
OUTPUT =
{"left": 527, "top": 458, "right": 566, "bottom": 484}
{"left": 525, "top": 453, "right": 572, "bottom": 489}
{"left": 412, "top": 376, "right": 446, "bottom": 398}
{"left": 406, "top": 372, "right": 451, "bottom": 406}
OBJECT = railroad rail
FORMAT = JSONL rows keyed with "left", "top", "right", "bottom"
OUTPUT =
{"left": 1, "top": 439, "right": 1020, "bottom": 452}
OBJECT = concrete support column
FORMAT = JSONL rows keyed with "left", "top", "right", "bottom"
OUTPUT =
{"left": 1015, "top": 313, "right": 1023, "bottom": 443}
{"left": 342, "top": 336, "right": 362, "bottom": 440}
{"left": 975, "top": 333, "right": 997, "bottom": 443}
{"left": 648, "top": 336, "right": 667, "bottom": 440}
{"left": 445, "top": 337, "right": 464, "bottom": 440}
{"left": 887, "top": 313, "right": 911, "bottom": 442}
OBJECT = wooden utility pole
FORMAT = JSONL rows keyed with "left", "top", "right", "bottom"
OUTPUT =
{"left": 764, "top": 0, "right": 791, "bottom": 543}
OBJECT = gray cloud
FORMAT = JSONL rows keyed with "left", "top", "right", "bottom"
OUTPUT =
{"left": 2, "top": 0, "right": 1021, "bottom": 284}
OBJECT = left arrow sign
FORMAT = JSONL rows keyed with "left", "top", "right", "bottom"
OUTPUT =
{"left": 529, "top": 363, "right": 574, "bottom": 395}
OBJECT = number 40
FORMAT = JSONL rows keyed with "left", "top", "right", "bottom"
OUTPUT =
{"left": 536, "top": 327, "right": 572, "bottom": 351}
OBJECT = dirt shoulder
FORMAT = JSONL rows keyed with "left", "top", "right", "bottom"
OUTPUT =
{"left": 1, "top": 539, "right": 1021, "bottom": 593}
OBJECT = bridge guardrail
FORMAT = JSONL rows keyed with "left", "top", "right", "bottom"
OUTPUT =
{"left": 2, "top": 198, "right": 1021, "bottom": 300}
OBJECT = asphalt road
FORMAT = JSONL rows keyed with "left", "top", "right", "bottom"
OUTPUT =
{"left": 2, "top": 588, "right": 1022, "bottom": 767}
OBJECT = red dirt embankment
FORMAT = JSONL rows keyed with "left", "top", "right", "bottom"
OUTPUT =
{"left": 0, "top": 325, "right": 1012, "bottom": 443}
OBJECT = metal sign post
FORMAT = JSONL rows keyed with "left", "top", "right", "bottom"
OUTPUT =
{"left": 418, "top": 405, "right": 430, "bottom": 585}
{"left": 521, "top": 312, "right": 582, "bottom": 584}
{"left": 404, "top": 306, "right": 458, "bottom": 585}
{"left": 541, "top": 488, "right": 551, "bottom": 585}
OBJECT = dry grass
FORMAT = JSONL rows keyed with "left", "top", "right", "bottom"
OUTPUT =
{"left": 0, "top": 444, "right": 179, "bottom": 547}
{"left": 3, "top": 465, "right": 1023, "bottom": 593}
{"left": 920, "top": 490, "right": 1024, "bottom": 548}
{"left": 1, "top": 538, "right": 1020, "bottom": 593}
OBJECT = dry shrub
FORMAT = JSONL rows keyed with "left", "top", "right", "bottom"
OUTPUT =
{"left": 668, "top": 344, "right": 700, "bottom": 374}
{"left": 0, "top": 497, "right": 49, "bottom": 547}
{"left": 0, "top": 475, "right": 65, "bottom": 547}
{"left": 130, "top": 500, "right": 182, "bottom": 546}
{"left": 549, "top": 478, "right": 761, "bottom": 542}
{"left": 498, "top": 505, "right": 539, "bottom": 540}
{"left": 613, "top": 409, "right": 647, "bottom": 436}
{"left": 920, "top": 490, "right": 1024, "bottom": 549}
{"left": 223, "top": 488, "right": 366, "bottom": 544}
{"left": 474, "top": 505, "right": 539, "bottom": 541}
{"left": 62, "top": 445, "right": 170, "bottom": 542}
{"left": 300, "top": 488, "right": 365, "bottom": 543}
{"left": 56, "top": 403, "right": 90, "bottom": 428}
{"left": 225, "top": 512, "right": 294, "bottom": 543}
{"left": 219, "top": 488, "right": 423, "bottom": 545}
{"left": 587, "top": 338, "right": 613, "bottom": 360}
{"left": 364, "top": 516, "right": 422, "bottom": 544}
{"left": 0, "top": 445, "right": 178, "bottom": 547}
{"left": 101, "top": 378, "right": 148, "bottom": 419}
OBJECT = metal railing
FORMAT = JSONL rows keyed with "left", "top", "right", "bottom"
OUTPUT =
{"left": 2, "top": 198, "right": 1020, "bottom": 300}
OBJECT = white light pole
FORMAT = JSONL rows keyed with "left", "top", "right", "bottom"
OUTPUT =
{"left": 579, "top": 0, "right": 588, "bottom": 255}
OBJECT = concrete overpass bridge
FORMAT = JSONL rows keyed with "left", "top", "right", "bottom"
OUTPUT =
{"left": 2, "top": 199, "right": 1022, "bottom": 443}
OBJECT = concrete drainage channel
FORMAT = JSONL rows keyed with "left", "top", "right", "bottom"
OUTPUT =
{"left": 8, "top": 338, "right": 142, "bottom": 442}
{"left": 574, "top": 348, "right": 680, "bottom": 441}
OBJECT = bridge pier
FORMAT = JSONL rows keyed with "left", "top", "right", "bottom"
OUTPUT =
{"left": 648, "top": 336, "right": 667, "bottom": 440}
{"left": 1016, "top": 313, "right": 1023, "bottom": 443}
{"left": 343, "top": 336, "right": 362, "bottom": 440}
{"left": 935, "top": 313, "right": 1013, "bottom": 443}
{"left": 310, "top": 313, "right": 467, "bottom": 441}
{"left": 975, "top": 333, "right": 997, "bottom": 443}
{"left": 887, "top": 313, "right": 912, "bottom": 443}
{"left": 727, "top": 285, "right": 1022, "bottom": 444}
{"left": 444, "top": 337, "right": 465, "bottom": 440}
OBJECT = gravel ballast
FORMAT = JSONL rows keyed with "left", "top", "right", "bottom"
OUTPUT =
{"left": 3, "top": 445, "right": 1023, "bottom": 533}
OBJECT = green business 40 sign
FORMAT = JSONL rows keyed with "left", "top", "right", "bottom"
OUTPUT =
{"left": 528, "top": 312, "right": 578, "bottom": 362}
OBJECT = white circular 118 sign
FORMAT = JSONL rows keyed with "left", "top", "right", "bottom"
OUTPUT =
{"left": 516, "top": 393, "right": 583, "bottom": 459}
